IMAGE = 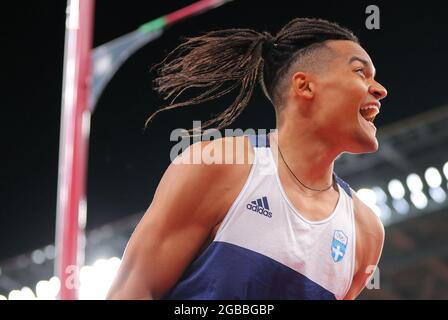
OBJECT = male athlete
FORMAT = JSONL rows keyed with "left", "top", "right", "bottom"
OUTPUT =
{"left": 107, "top": 18, "right": 387, "bottom": 300}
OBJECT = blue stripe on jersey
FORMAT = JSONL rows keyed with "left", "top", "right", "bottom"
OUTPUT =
{"left": 163, "top": 241, "right": 336, "bottom": 300}
{"left": 334, "top": 174, "right": 352, "bottom": 198}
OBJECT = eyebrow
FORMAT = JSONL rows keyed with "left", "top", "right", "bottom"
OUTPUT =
{"left": 348, "top": 56, "right": 376, "bottom": 77}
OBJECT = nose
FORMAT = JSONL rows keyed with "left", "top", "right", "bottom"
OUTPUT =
{"left": 369, "top": 81, "right": 388, "bottom": 100}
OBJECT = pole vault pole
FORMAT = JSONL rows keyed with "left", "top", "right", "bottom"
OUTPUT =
{"left": 56, "top": 0, "right": 234, "bottom": 300}
{"left": 56, "top": 0, "right": 94, "bottom": 300}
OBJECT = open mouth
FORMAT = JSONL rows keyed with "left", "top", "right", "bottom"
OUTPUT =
{"left": 359, "top": 104, "right": 380, "bottom": 123}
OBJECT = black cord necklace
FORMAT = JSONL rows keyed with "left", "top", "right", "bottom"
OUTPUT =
{"left": 273, "top": 136, "right": 334, "bottom": 192}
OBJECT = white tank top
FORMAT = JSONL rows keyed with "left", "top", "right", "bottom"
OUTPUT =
{"left": 163, "top": 134, "right": 356, "bottom": 300}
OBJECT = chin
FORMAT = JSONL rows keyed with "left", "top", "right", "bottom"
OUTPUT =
{"left": 345, "top": 136, "right": 379, "bottom": 154}
{"left": 364, "top": 140, "right": 379, "bottom": 153}
{"left": 361, "top": 140, "right": 379, "bottom": 154}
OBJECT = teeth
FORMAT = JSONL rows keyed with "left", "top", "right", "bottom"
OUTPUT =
{"left": 360, "top": 105, "right": 380, "bottom": 118}
{"left": 360, "top": 105, "right": 379, "bottom": 112}
{"left": 360, "top": 105, "right": 380, "bottom": 123}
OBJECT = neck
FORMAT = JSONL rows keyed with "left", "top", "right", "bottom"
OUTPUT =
{"left": 270, "top": 117, "right": 342, "bottom": 191}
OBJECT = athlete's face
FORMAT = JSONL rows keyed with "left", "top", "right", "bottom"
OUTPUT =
{"left": 311, "top": 40, "right": 388, "bottom": 154}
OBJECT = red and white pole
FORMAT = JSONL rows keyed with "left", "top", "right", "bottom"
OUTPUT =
{"left": 55, "top": 0, "right": 95, "bottom": 300}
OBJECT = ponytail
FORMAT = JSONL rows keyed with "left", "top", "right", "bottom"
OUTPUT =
{"left": 146, "top": 29, "right": 273, "bottom": 133}
{"left": 146, "top": 18, "right": 358, "bottom": 133}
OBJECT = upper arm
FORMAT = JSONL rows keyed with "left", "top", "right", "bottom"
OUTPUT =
{"left": 344, "top": 189, "right": 385, "bottom": 300}
{"left": 106, "top": 142, "right": 227, "bottom": 300}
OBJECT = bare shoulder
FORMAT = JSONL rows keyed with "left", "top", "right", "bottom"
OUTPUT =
{"left": 169, "top": 135, "right": 255, "bottom": 215}
{"left": 170, "top": 135, "right": 253, "bottom": 174}
{"left": 343, "top": 188, "right": 385, "bottom": 299}
{"left": 176, "top": 135, "right": 254, "bottom": 166}
{"left": 351, "top": 189, "right": 385, "bottom": 248}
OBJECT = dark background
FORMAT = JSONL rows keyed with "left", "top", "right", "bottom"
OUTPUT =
{"left": 2, "top": 0, "right": 448, "bottom": 261}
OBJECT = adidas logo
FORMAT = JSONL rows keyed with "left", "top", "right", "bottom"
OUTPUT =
{"left": 246, "top": 196, "right": 273, "bottom": 218}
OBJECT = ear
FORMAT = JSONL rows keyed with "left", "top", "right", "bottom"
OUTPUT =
{"left": 292, "top": 71, "right": 314, "bottom": 100}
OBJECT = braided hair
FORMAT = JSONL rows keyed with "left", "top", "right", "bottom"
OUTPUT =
{"left": 147, "top": 18, "right": 358, "bottom": 133}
